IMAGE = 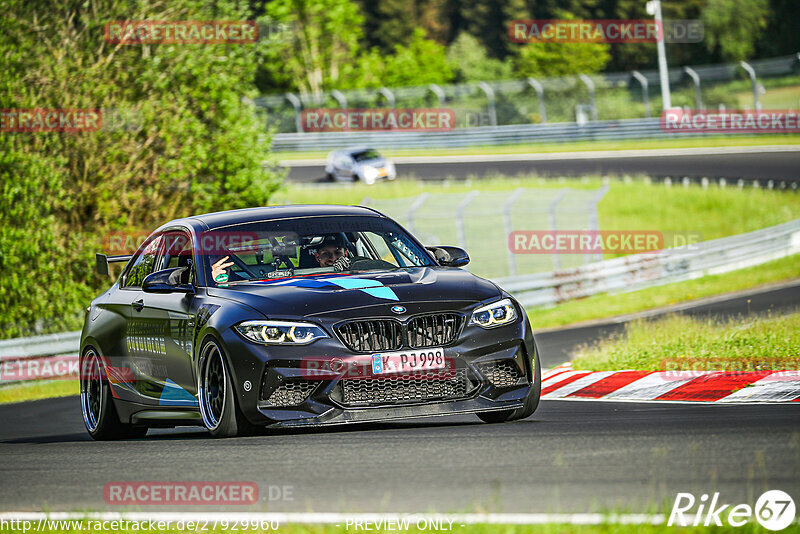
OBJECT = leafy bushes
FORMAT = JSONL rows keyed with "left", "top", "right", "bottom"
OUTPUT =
{"left": 0, "top": 0, "right": 284, "bottom": 338}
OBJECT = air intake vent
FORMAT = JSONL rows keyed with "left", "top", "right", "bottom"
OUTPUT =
{"left": 262, "top": 379, "right": 317, "bottom": 406}
{"left": 341, "top": 368, "right": 472, "bottom": 406}
{"left": 336, "top": 320, "right": 403, "bottom": 352}
{"left": 476, "top": 360, "right": 525, "bottom": 388}
{"left": 407, "top": 313, "right": 461, "bottom": 348}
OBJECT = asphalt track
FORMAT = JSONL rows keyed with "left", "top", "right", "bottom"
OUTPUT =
{"left": 1, "top": 282, "right": 798, "bottom": 513}
{"left": 285, "top": 147, "right": 800, "bottom": 182}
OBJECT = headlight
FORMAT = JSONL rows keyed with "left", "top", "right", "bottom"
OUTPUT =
{"left": 235, "top": 320, "right": 328, "bottom": 345}
{"left": 469, "top": 298, "right": 518, "bottom": 329}
{"left": 363, "top": 166, "right": 378, "bottom": 179}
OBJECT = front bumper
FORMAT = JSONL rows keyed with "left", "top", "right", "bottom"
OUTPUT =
{"left": 221, "top": 307, "right": 536, "bottom": 427}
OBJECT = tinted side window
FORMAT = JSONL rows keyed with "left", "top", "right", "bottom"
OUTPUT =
{"left": 122, "top": 235, "right": 163, "bottom": 288}
{"left": 164, "top": 231, "right": 195, "bottom": 284}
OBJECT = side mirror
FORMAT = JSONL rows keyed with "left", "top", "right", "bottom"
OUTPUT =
{"left": 142, "top": 267, "right": 194, "bottom": 294}
{"left": 426, "top": 246, "right": 470, "bottom": 267}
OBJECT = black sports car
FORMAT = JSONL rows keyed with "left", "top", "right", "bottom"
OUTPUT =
{"left": 81, "top": 205, "right": 541, "bottom": 439}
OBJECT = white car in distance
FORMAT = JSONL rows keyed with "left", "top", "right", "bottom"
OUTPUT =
{"left": 325, "top": 147, "right": 397, "bottom": 185}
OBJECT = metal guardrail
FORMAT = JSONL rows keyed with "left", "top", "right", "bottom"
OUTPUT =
{"left": 496, "top": 218, "right": 800, "bottom": 307}
{"left": 0, "top": 331, "right": 80, "bottom": 361}
{"left": 1, "top": 218, "right": 799, "bottom": 382}
{"left": 271, "top": 118, "right": 776, "bottom": 151}
{"left": 0, "top": 333, "right": 80, "bottom": 385}
{"left": 260, "top": 53, "right": 800, "bottom": 134}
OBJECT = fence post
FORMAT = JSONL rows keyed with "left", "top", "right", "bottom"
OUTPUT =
{"left": 406, "top": 193, "right": 429, "bottom": 235}
{"left": 503, "top": 188, "right": 525, "bottom": 276}
{"left": 477, "top": 82, "right": 498, "bottom": 127}
{"left": 378, "top": 87, "right": 395, "bottom": 109}
{"left": 588, "top": 184, "right": 610, "bottom": 263}
{"left": 579, "top": 74, "right": 598, "bottom": 121}
{"left": 331, "top": 89, "right": 347, "bottom": 110}
{"left": 428, "top": 84, "right": 446, "bottom": 107}
{"left": 456, "top": 191, "right": 478, "bottom": 253}
{"left": 683, "top": 66, "right": 703, "bottom": 109}
{"left": 285, "top": 93, "right": 303, "bottom": 132}
{"left": 631, "top": 71, "right": 651, "bottom": 118}
{"left": 548, "top": 189, "right": 569, "bottom": 270}
{"left": 739, "top": 61, "right": 761, "bottom": 110}
{"left": 527, "top": 78, "right": 547, "bottom": 123}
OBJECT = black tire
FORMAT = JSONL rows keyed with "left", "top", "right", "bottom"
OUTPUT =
{"left": 198, "top": 339, "right": 256, "bottom": 438}
{"left": 477, "top": 342, "right": 541, "bottom": 424}
{"left": 325, "top": 172, "right": 336, "bottom": 182}
{"left": 80, "top": 348, "right": 148, "bottom": 440}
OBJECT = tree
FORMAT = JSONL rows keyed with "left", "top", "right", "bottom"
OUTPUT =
{"left": 358, "top": 0, "right": 417, "bottom": 53}
{"left": 702, "top": 0, "right": 769, "bottom": 61}
{"left": 0, "top": 0, "right": 282, "bottom": 337}
{"left": 443, "top": 0, "right": 529, "bottom": 59}
{"left": 355, "top": 28, "right": 453, "bottom": 88}
{"left": 513, "top": 41, "right": 611, "bottom": 78}
{"left": 446, "top": 32, "right": 512, "bottom": 82}
{"left": 262, "top": 0, "right": 364, "bottom": 96}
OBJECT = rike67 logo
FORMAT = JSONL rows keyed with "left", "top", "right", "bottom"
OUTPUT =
{"left": 668, "top": 490, "right": 796, "bottom": 530}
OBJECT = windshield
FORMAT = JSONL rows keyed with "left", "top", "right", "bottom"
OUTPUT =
{"left": 352, "top": 149, "right": 381, "bottom": 162}
{"left": 200, "top": 215, "right": 433, "bottom": 285}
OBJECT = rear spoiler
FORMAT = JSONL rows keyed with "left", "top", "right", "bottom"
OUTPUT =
{"left": 96, "top": 253, "right": 133, "bottom": 276}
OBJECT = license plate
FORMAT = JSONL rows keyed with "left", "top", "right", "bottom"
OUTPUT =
{"left": 377, "top": 167, "right": 388, "bottom": 177}
{"left": 371, "top": 348, "right": 445, "bottom": 375}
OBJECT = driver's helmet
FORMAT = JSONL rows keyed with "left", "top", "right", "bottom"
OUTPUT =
{"left": 313, "top": 233, "right": 347, "bottom": 252}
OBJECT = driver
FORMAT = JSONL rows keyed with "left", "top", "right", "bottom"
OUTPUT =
{"left": 313, "top": 235, "right": 350, "bottom": 270}
{"left": 210, "top": 235, "right": 353, "bottom": 283}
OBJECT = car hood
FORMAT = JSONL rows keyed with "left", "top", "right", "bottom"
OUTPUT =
{"left": 206, "top": 267, "right": 501, "bottom": 318}
{"left": 356, "top": 157, "right": 386, "bottom": 168}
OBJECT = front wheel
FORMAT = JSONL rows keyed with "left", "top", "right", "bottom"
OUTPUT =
{"left": 80, "top": 348, "right": 148, "bottom": 440}
{"left": 477, "top": 343, "right": 541, "bottom": 424}
{"left": 198, "top": 339, "right": 255, "bottom": 438}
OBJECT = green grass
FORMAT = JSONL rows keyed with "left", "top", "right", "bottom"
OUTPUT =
{"left": 571, "top": 311, "right": 800, "bottom": 372}
{"left": 596, "top": 183, "right": 799, "bottom": 255}
{"left": 0, "top": 380, "right": 77, "bottom": 404}
{"left": 274, "top": 134, "right": 800, "bottom": 160}
{"left": 278, "top": 178, "right": 800, "bottom": 247}
{"left": 736, "top": 84, "right": 800, "bottom": 109}
{"left": 6, "top": 521, "right": 800, "bottom": 534}
{"left": 529, "top": 254, "right": 800, "bottom": 329}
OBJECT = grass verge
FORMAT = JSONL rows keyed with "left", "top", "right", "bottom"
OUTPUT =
{"left": 571, "top": 311, "right": 800, "bottom": 372}
{"left": 0, "top": 380, "right": 77, "bottom": 404}
{"left": 274, "top": 134, "right": 800, "bottom": 160}
{"left": 529, "top": 254, "right": 800, "bottom": 329}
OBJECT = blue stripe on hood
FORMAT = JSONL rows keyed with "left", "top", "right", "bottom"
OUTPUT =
{"left": 256, "top": 275, "right": 399, "bottom": 301}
